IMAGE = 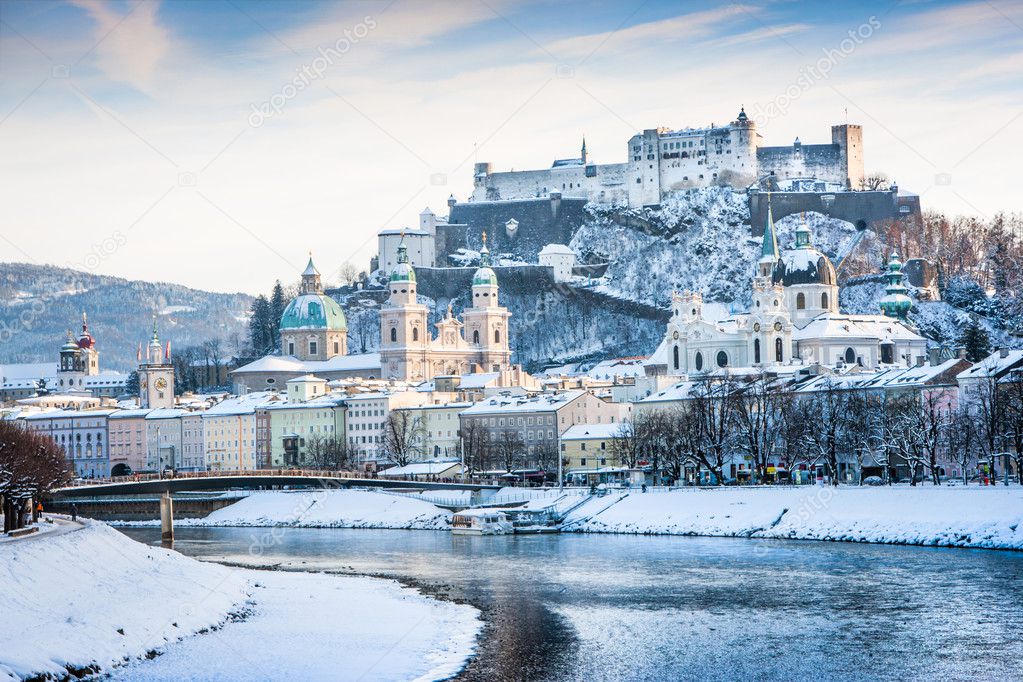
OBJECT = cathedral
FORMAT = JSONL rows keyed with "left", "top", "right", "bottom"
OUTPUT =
{"left": 649, "top": 200, "right": 928, "bottom": 376}
{"left": 380, "top": 234, "right": 521, "bottom": 382}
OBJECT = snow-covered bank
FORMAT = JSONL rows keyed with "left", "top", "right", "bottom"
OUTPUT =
{"left": 0, "top": 520, "right": 480, "bottom": 681}
{"left": 116, "top": 489, "right": 453, "bottom": 530}
{"left": 566, "top": 486, "right": 1023, "bottom": 550}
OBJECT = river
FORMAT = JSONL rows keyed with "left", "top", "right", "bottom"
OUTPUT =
{"left": 119, "top": 527, "right": 1023, "bottom": 681}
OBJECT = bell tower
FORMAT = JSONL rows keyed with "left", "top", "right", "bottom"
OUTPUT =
{"left": 461, "top": 233, "right": 511, "bottom": 371}
{"left": 379, "top": 236, "right": 430, "bottom": 380}
{"left": 138, "top": 318, "right": 175, "bottom": 409}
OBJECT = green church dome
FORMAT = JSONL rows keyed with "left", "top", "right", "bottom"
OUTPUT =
{"left": 280, "top": 293, "right": 347, "bottom": 331}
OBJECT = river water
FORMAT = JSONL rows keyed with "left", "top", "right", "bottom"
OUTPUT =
{"left": 120, "top": 527, "right": 1023, "bottom": 681}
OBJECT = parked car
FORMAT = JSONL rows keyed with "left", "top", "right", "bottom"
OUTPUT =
{"left": 862, "top": 476, "right": 884, "bottom": 486}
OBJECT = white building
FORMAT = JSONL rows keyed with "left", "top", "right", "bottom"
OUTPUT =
{"left": 23, "top": 408, "right": 115, "bottom": 478}
{"left": 343, "top": 390, "right": 429, "bottom": 466}
{"left": 647, "top": 204, "right": 928, "bottom": 376}
{"left": 538, "top": 243, "right": 576, "bottom": 282}
{"left": 145, "top": 408, "right": 186, "bottom": 471}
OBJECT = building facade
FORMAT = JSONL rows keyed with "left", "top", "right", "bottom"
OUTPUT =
{"left": 24, "top": 409, "right": 114, "bottom": 478}
{"left": 107, "top": 409, "right": 150, "bottom": 475}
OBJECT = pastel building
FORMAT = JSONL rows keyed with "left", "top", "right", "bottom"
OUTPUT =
{"left": 107, "top": 409, "right": 150, "bottom": 475}
{"left": 203, "top": 393, "right": 275, "bottom": 471}
{"left": 24, "top": 408, "right": 115, "bottom": 478}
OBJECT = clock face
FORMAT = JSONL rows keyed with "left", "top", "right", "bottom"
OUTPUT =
{"left": 753, "top": 322, "right": 761, "bottom": 332}
{"left": 672, "top": 331, "right": 680, "bottom": 340}
{"left": 774, "top": 321, "right": 783, "bottom": 331}
{"left": 155, "top": 377, "right": 167, "bottom": 390}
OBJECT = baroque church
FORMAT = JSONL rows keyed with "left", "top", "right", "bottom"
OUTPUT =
{"left": 648, "top": 199, "right": 928, "bottom": 376}
{"left": 380, "top": 234, "right": 529, "bottom": 383}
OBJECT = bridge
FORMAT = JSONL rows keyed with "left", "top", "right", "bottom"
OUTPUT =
{"left": 49, "top": 469, "right": 502, "bottom": 500}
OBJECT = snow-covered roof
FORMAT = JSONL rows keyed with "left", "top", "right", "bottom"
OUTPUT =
{"left": 145, "top": 408, "right": 189, "bottom": 420}
{"left": 378, "top": 227, "right": 432, "bottom": 237}
{"left": 539, "top": 243, "right": 575, "bottom": 256}
{"left": 638, "top": 381, "right": 699, "bottom": 404}
{"left": 23, "top": 408, "right": 117, "bottom": 420}
{"left": 108, "top": 409, "right": 153, "bottom": 419}
{"left": 287, "top": 374, "right": 326, "bottom": 384}
{"left": 956, "top": 349, "right": 1023, "bottom": 380}
{"left": 202, "top": 392, "right": 279, "bottom": 417}
{"left": 232, "top": 353, "right": 381, "bottom": 375}
{"left": 584, "top": 358, "right": 646, "bottom": 379}
{"left": 561, "top": 423, "right": 629, "bottom": 440}
{"left": 461, "top": 390, "right": 584, "bottom": 415}
{"left": 792, "top": 314, "right": 925, "bottom": 343}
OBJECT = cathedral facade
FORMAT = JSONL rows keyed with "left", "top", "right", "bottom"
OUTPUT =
{"left": 651, "top": 201, "right": 928, "bottom": 376}
{"left": 379, "top": 236, "right": 515, "bottom": 381}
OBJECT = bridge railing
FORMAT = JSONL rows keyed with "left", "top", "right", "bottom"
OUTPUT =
{"left": 66, "top": 469, "right": 369, "bottom": 487}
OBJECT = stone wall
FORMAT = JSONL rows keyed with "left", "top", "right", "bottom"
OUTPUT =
{"left": 748, "top": 189, "right": 921, "bottom": 235}
{"left": 447, "top": 196, "right": 591, "bottom": 261}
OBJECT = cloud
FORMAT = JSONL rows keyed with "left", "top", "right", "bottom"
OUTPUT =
{"left": 69, "top": 0, "right": 172, "bottom": 93}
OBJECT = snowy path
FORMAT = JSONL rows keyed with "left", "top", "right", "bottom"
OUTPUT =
{"left": 0, "top": 521, "right": 480, "bottom": 681}
{"left": 0, "top": 516, "right": 81, "bottom": 544}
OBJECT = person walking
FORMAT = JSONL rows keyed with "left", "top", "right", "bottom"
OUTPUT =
{"left": 70, "top": 503, "right": 78, "bottom": 522}
{"left": 34, "top": 501, "right": 44, "bottom": 522}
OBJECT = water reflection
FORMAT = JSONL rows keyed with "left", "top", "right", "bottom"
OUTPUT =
{"left": 119, "top": 528, "right": 1023, "bottom": 681}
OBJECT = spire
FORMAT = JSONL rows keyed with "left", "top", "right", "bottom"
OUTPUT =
{"left": 397, "top": 230, "right": 409, "bottom": 264}
{"left": 81, "top": 311, "right": 88, "bottom": 332}
{"left": 879, "top": 248, "right": 912, "bottom": 320}
{"left": 151, "top": 315, "right": 159, "bottom": 342}
{"left": 300, "top": 251, "right": 323, "bottom": 294}
{"left": 760, "top": 193, "right": 779, "bottom": 262}
{"left": 581, "top": 136, "right": 588, "bottom": 163}
{"left": 480, "top": 231, "right": 491, "bottom": 267}
{"left": 302, "top": 252, "right": 319, "bottom": 277}
{"left": 737, "top": 105, "right": 748, "bottom": 122}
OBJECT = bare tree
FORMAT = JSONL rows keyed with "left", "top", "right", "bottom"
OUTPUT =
{"left": 608, "top": 420, "right": 639, "bottom": 469}
{"left": 304, "top": 434, "right": 355, "bottom": 470}
{"left": 493, "top": 429, "right": 526, "bottom": 473}
{"left": 730, "top": 371, "right": 781, "bottom": 483}
{"left": 797, "top": 379, "right": 846, "bottom": 485}
{"left": 460, "top": 420, "right": 491, "bottom": 479}
{"left": 533, "top": 438, "right": 560, "bottom": 477}
{"left": 382, "top": 411, "right": 424, "bottom": 467}
{"left": 1, "top": 422, "right": 72, "bottom": 532}
{"left": 944, "top": 406, "right": 979, "bottom": 484}
{"left": 860, "top": 172, "right": 891, "bottom": 191}
{"left": 691, "top": 376, "right": 736, "bottom": 484}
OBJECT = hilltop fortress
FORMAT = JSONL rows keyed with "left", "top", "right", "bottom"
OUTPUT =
{"left": 471, "top": 108, "right": 864, "bottom": 208}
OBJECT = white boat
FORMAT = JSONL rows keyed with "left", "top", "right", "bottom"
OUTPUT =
{"left": 451, "top": 508, "right": 514, "bottom": 535}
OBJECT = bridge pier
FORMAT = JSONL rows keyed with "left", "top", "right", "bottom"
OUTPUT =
{"left": 160, "top": 492, "right": 173, "bottom": 546}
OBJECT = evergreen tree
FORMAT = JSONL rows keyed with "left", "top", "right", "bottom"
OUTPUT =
{"left": 248, "top": 295, "right": 273, "bottom": 355}
{"left": 269, "top": 280, "right": 286, "bottom": 351}
{"left": 959, "top": 317, "right": 991, "bottom": 362}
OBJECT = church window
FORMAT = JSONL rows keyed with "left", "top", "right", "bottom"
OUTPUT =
{"left": 309, "top": 340, "right": 317, "bottom": 356}
{"left": 673, "top": 345, "right": 680, "bottom": 370}
{"left": 390, "top": 327, "right": 397, "bottom": 343}
{"left": 288, "top": 341, "right": 295, "bottom": 355}
{"left": 695, "top": 352, "right": 704, "bottom": 371}
{"left": 473, "top": 330, "right": 480, "bottom": 344}
{"left": 495, "top": 329, "right": 501, "bottom": 343}
{"left": 775, "top": 338, "right": 783, "bottom": 362}
{"left": 333, "top": 341, "right": 339, "bottom": 354}
{"left": 716, "top": 351, "right": 728, "bottom": 368}
{"left": 822, "top": 293, "right": 829, "bottom": 309}
{"left": 844, "top": 347, "right": 856, "bottom": 364}
{"left": 796, "top": 293, "right": 806, "bottom": 310}
{"left": 412, "top": 327, "right": 419, "bottom": 341}
{"left": 754, "top": 339, "right": 761, "bottom": 364}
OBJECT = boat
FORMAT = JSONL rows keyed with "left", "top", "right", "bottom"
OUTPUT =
{"left": 451, "top": 508, "right": 514, "bottom": 535}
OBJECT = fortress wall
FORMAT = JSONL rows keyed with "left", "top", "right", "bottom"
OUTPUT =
{"left": 448, "top": 197, "right": 591, "bottom": 261}
{"left": 472, "top": 163, "right": 630, "bottom": 204}
{"left": 757, "top": 144, "right": 847, "bottom": 186}
{"left": 748, "top": 190, "right": 922, "bottom": 236}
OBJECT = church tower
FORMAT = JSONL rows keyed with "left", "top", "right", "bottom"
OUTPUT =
{"left": 461, "top": 233, "right": 512, "bottom": 372}
{"left": 56, "top": 312, "right": 100, "bottom": 391}
{"left": 379, "top": 237, "right": 431, "bottom": 380}
{"left": 138, "top": 318, "right": 175, "bottom": 409}
{"left": 879, "top": 249, "right": 913, "bottom": 320}
{"left": 749, "top": 198, "right": 793, "bottom": 366}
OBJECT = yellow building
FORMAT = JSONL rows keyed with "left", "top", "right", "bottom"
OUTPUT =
{"left": 559, "top": 423, "right": 626, "bottom": 472}
{"left": 394, "top": 401, "right": 471, "bottom": 459}
{"left": 202, "top": 392, "right": 276, "bottom": 471}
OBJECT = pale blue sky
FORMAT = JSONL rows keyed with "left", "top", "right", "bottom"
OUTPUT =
{"left": 1, "top": 0, "right": 1021, "bottom": 293}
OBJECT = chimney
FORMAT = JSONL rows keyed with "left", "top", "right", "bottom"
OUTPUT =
{"left": 928, "top": 347, "right": 940, "bottom": 366}
{"left": 1000, "top": 348, "right": 1009, "bottom": 359}
{"left": 915, "top": 356, "right": 925, "bottom": 367}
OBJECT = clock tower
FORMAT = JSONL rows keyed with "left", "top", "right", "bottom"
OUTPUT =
{"left": 138, "top": 318, "right": 175, "bottom": 409}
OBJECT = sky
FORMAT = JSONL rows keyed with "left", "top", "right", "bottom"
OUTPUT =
{"left": 1, "top": 0, "right": 1021, "bottom": 295}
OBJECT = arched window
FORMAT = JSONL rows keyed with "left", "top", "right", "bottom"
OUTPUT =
{"left": 754, "top": 338, "right": 761, "bottom": 364}
{"left": 695, "top": 352, "right": 703, "bottom": 371}
{"left": 796, "top": 293, "right": 806, "bottom": 309}
{"left": 845, "top": 347, "right": 856, "bottom": 364}
{"left": 822, "top": 292, "right": 829, "bottom": 309}
{"left": 495, "top": 329, "right": 501, "bottom": 343}
{"left": 473, "top": 330, "right": 480, "bottom": 344}
{"left": 673, "top": 345, "right": 680, "bottom": 370}
{"left": 775, "top": 338, "right": 783, "bottom": 362}
{"left": 716, "top": 351, "right": 728, "bottom": 368}
{"left": 390, "top": 327, "right": 397, "bottom": 343}
{"left": 412, "top": 327, "right": 419, "bottom": 341}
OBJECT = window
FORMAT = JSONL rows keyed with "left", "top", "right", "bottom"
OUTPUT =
{"left": 716, "top": 351, "right": 728, "bottom": 368}
{"left": 822, "top": 293, "right": 829, "bottom": 309}
{"left": 796, "top": 293, "right": 806, "bottom": 310}
{"left": 495, "top": 329, "right": 500, "bottom": 343}
{"left": 775, "top": 338, "right": 783, "bottom": 362}
{"left": 412, "top": 327, "right": 419, "bottom": 341}
{"left": 844, "top": 347, "right": 856, "bottom": 364}
{"left": 333, "top": 341, "right": 339, "bottom": 354}
{"left": 673, "top": 345, "right": 680, "bottom": 370}
{"left": 695, "top": 352, "right": 704, "bottom": 371}
{"left": 473, "top": 330, "right": 480, "bottom": 344}
{"left": 581, "top": 443, "right": 586, "bottom": 451}
{"left": 390, "top": 327, "right": 397, "bottom": 343}
{"left": 309, "top": 340, "right": 317, "bottom": 355}
{"left": 581, "top": 458, "right": 587, "bottom": 466}
{"left": 288, "top": 341, "right": 295, "bottom": 355}
{"left": 754, "top": 338, "right": 761, "bottom": 364}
